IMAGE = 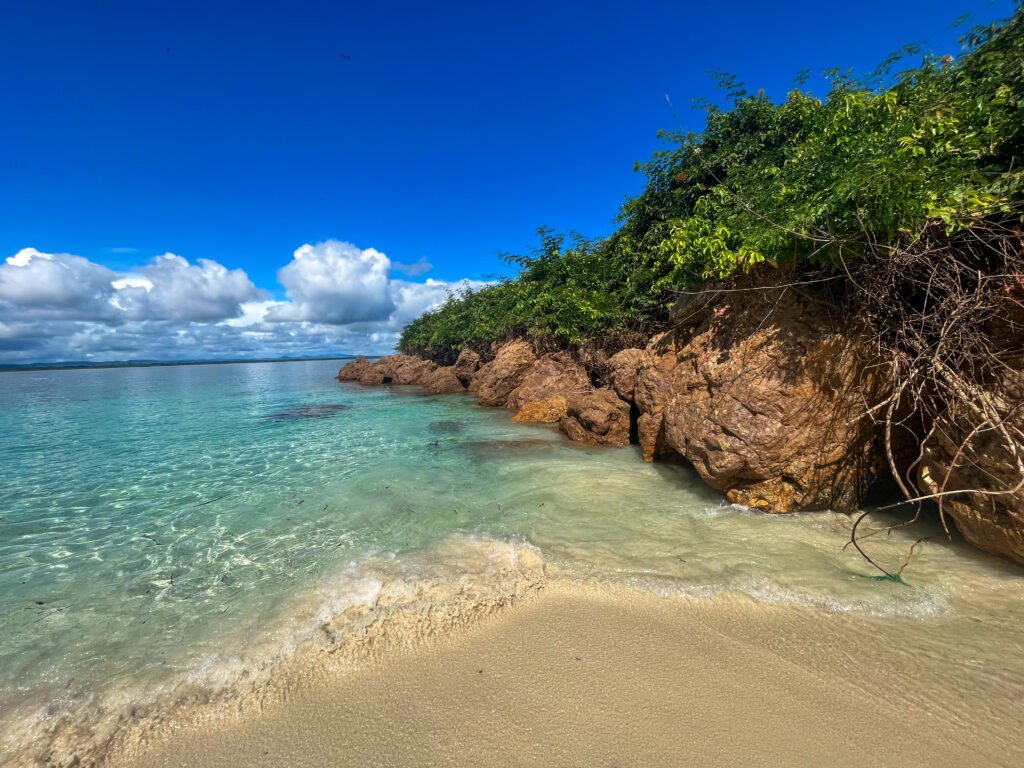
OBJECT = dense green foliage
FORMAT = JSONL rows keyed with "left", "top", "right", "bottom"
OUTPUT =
{"left": 401, "top": 4, "right": 1023, "bottom": 359}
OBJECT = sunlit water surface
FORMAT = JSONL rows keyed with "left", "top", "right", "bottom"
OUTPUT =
{"left": 1, "top": 360, "right": 1023, "bottom": 760}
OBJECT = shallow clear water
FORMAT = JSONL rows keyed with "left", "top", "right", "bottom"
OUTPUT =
{"left": 2, "top": 360, "right": 1023, "bottom": 760}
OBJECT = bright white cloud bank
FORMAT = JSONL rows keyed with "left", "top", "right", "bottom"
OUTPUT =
{"left": 0, "top": 242, "right": 485, "bottom": 363}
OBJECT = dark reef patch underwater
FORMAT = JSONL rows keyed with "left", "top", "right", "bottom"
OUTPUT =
{"left": 264, "top": 403, "right": 350, "bottom": 421}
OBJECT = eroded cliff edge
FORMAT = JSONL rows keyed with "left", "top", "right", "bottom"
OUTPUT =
{"left": 339, "top": 284, "right": 1024, "bottom": 567}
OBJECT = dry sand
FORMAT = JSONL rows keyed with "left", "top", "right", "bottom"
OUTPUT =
{"left": 108, "top": 582, "right": 1021, "bottom": 768}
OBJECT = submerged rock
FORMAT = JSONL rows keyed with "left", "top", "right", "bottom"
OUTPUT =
{"left": 428, "top": 420, "right": 466, "bottom": 433}
{"left": 461, "top": 438, "right": 555, "bottom": 461}
{"left": 559, "top": 389, "right": 631, "bottom": 447}
{"left": 265, "top": 403, "right": 349, "bottom": 421}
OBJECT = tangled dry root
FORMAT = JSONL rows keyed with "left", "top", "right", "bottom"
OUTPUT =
{"left": 841, "top": 211, "right": 1024, "bottom": 576}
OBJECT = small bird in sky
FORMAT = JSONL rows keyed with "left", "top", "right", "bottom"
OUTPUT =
{"left": 339, "top": 53, "right": 351, "bottom": 60}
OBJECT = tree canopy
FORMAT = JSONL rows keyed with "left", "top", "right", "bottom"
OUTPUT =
{"left": 400, "top": 3, "right": 1023, "bottom": 360}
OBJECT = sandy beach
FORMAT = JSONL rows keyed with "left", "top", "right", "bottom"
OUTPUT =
{"left": 106, "top": 580, "right": 1023, "bottom": 768}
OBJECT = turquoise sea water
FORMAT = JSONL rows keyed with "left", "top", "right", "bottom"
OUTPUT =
{"left": 2, "top": 360, "right": 1024, "bottom": 762}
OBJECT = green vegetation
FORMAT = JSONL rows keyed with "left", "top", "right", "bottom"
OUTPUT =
{"left": 400, "top": 4, "right": 1023, "bottom": 360}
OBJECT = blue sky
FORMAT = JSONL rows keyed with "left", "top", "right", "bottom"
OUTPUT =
{"left": 0, "top": 0, "right": 1015, "bottom": 362}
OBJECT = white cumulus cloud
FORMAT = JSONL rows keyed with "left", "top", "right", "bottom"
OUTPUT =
{"left": 1, "top": 248, "right": 120, "bottom": 321}
{"left": 0, "top": 241, "right": 487, "bottom": 364}
{"left": 128, "top": 254, "right": 267, "bottom": 322}
{"left": 267, "top": 241, "right": 394, "bottom": 325}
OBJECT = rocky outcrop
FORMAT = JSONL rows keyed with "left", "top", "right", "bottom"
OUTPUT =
{"left": 634, "top": 333, "right": 683, "bottom": 462}
{"left": 512, "top": 397, "right": 569, "bottom": 424}
{"left": 507, "top": 352, "right": 591, "bottom": 417}
{"left": 634, "top": 288, "right": 882, "bottom": 513}
{"left": 469, "top": 341, "right": 538, "bottom": 407}
{"left": 338, "top": 357, "right": 373, "bottom": 382}
{"left": 559, "top": 389, "right": 632, "bottom": 447}
{"left": 378, "top": 355, "right": 438, "bottom": 385}
{"left": 607, "top": 348, "right": 645, "bottom": 404}
{"left": 339, "top": 282, "right": 1024, "bottom": 566}
{"left": 337, "top": 354, "right": 437, "bottom": 387}
{"left": 452, "top": 349, "right": 482, "bottom": 385}
{"left": 421, "top": 366, "right": 467, "bottom": 395}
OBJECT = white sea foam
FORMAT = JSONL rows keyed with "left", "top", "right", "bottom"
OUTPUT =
{"left": 1, "top": 535, "right": 546, "bottom": 768}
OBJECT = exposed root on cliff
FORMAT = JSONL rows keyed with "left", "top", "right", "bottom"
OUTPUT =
{"left": 840, "top": 211, "right": 1024, "bottom": 574}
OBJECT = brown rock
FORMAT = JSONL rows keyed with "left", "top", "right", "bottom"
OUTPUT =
{"left": 507, "top": 352, "right": 591, "bottom": 412}
{"left": 634, "top": 333, "right": 683, "bottom": 462}
{"left": 512, "top": 397, "right": 569, "bottom": 424}
{"left": 352, "top": 354, "right": 437, "bottom": 386}
{"left": 559, "top": 389, "right": 631, "bottom": 447}
{"left": 917, "top": 372, "right": 1024, "bottom": 565}
{"left": 469, "top": 341, "right": 538, "bottom": 407}
{"left": 372, "top": 354, "right": 437, "bottom": 385}
{"left": 357, "top": 366, "right": 387, "bottom": 386}
{"left": 338, "top": 357, "right": 373, "bottom": 382}
{"left": 607, "top": 348, "right": 645, "bottom": 404}
{"left": 452, "top": 349, "right": 482, "bottom": 385}
{"left": 653, "top": 288, "right": 881, "bottom": 513}
{"left": 420, "top": 366, "right": 467, "bottom": 395}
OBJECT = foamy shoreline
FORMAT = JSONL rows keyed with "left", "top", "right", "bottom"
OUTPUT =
{"left": 8, "top": 531, "right": 1024, "bottom": 767}
{"left": 102, "top": 578, "right": 1022, "bottom": 768}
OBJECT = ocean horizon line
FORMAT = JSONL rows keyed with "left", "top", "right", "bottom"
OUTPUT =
{"left": 0, "top": 354, "right": 363, "bottom": 373}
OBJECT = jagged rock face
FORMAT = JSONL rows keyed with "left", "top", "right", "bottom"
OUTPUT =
{"left": 469, "top": 341, "right": 538, "bottom": 407}
{"left": 606, "top": 349, "right": 645, "bottom": 404}
{"left": 634, "top": 332, "right": 683, "bottom": 462}
{"left": 512, "top": 396, "right": 569, "bottom": 424}
{"left": 559, "top": 389, "right": 631, "bottom": 447}
{"left": 507, "top": 352, "right": 591, "bottom": 414}
{"left": 918, "top": 373, "right": 1024, "bottom": 565}
{"left": 637, "top": 289, "right": 881, "bottom": 513}
{"left": 420, "top": 366, "right": 467, "bottom": 395}
{"left": 452, "top": 349, "right": 482, "bottom": 385}
{"left": 338, "top": 357, "right": 373, "bottom": 382}
{"left": 340, "top": 354, "right": 438, "bottom": 387}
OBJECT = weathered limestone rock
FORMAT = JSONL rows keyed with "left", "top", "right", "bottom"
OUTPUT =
{"left": 338, "top": 357, "right": 373, "bottom": 382}
{"left": 607, "top": 348, "right": 645, "bottom": 404}
{"left": 637, "top": 288, "right": 881, "bottom": 513}
{"left": 420, "top": 366, "right": 467, "bottom": 395}
{"left": 452, "top": 349, "right": 482, "bottom": 385}
{"left": 507, "top": 352, "right": 591, "bottom": 413}
{"left": 559, "top": 389, "right": 631, "bottom": 447}
{"left": 469, "top": 341, "right": 538, "bottom": 407}
{"left": 512, "top": 396, "right": 569, "bottom": 424}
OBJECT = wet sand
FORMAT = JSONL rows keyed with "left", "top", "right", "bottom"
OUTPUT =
{"left": 107, "top": 582, "right": 1022, "bottom": 768}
